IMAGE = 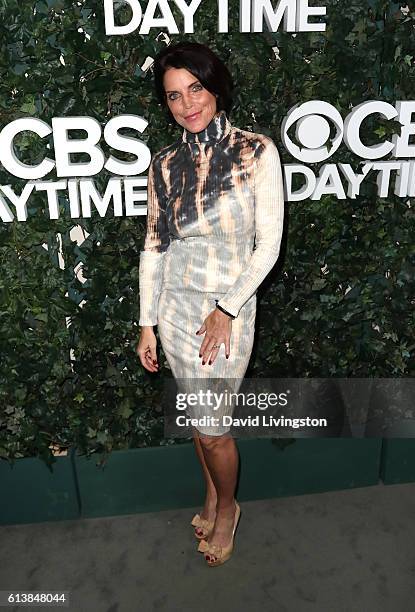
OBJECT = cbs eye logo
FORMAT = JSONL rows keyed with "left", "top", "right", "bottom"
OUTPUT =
{"left": 281, "top": 99, "right": 414, "bottom": 163}
{"left": 281, "top": 101, "right": 343, "bottom": 163}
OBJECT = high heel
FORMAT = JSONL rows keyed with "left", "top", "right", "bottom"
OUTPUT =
{"left": 197, "top": 502, "right": 241, "bottom": 566}
{"left": 191, "top": 513, "right": 215, "bottom": 540}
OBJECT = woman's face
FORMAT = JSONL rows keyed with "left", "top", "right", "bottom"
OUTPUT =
{"left": 163, "top": 67, "right": 217, "bottom": 133}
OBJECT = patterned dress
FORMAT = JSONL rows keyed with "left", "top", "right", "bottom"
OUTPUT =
{"left": 139, "top": 110, "right": 284, "bottom": 435}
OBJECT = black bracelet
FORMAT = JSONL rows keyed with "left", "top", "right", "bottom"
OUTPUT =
{"left": 215, "top": 299, "right": 236, "bottom": 319}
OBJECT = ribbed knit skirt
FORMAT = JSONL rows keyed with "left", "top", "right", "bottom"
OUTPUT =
{"left": 157, "top": 287, "right": 256, "bottom": 436}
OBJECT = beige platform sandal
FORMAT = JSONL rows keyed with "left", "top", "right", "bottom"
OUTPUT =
{"left": 191, "top": 513, "right": 215, "bottom": 540}
{"left": 197, "top": 502, "right": 241, "bottom": 566}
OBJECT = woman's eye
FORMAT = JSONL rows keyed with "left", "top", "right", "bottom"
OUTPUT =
{"left": 167, "top": 84, "right": 202, "bottom": 101}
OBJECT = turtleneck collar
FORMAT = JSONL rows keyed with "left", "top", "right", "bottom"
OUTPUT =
{"left": 182, "top": 110, "right": 231, "bottom": 144}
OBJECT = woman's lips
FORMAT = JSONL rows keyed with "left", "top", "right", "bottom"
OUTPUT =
{"left": 185, "top": 111, "right": 201, "bottom": 121}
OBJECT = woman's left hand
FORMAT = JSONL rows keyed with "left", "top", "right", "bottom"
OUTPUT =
{"left": 196, "top": 308, "right": 232, "bottom": 365}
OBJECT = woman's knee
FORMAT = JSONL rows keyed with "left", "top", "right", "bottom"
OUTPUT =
{"left": 198, "top": 431, "right": 232, "bottom": 450}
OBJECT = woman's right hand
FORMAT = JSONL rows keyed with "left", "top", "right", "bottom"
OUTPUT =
{"left": 136, "top": 326, "right": 159, "bottom": 372}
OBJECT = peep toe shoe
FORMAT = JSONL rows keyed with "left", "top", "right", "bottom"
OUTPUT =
{"left": 191, "top": 513, "right": 215, "bottom": 540}
{"left": 197, "top": 502, "right": 241, "bottom": 566}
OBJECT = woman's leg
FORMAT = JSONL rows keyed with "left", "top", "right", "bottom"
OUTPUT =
{"left": 197, "top": 431, "right": 239, "bottom": 552}
{"left": 192, "top": 427, "right": 218, "bottom": 532}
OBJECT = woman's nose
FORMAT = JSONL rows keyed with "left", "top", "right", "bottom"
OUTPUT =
{"left": 182, "top": 94, "right": 192, "bottom": 109}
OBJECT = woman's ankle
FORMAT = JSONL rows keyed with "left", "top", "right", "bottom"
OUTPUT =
{"left": 216, "top": 498, "right": 237, "bottom": 514}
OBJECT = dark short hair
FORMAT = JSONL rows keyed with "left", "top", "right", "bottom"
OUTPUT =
{"left": 153, "top": 42, "right": 234, "bottom": 121}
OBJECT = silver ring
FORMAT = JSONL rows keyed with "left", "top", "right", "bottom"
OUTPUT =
{"left": 212, "top": 344, "right": 220, "bottom": 349}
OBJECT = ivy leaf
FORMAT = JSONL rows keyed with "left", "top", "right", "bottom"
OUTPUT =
{"left": 117, "top": 402, "right": 133, "bottom": 419}
{"left": 374, "top": 126, "right": 386, "bottom": 138}
{"left": 96, "top": 431, "right": 108, "bottom": 444}
{"left": 12, "top": 63, "right": 29, "bottom": 75}
{"left": 312, "top": 279, "right": 327, "bottom": 290}
{"left": 20, "top": 99, "right": 36, "bottom": 114}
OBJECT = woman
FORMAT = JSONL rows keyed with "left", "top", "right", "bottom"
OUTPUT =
{"left": 137, "top": 42, "right": 285, "bottom": 566}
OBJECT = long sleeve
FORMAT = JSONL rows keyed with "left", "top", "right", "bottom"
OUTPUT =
{"left": 138, "top": 154, "right": 170, "bottom": 326}
{"left": 216, "top": 137, "right": 284, "bottom": 318}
